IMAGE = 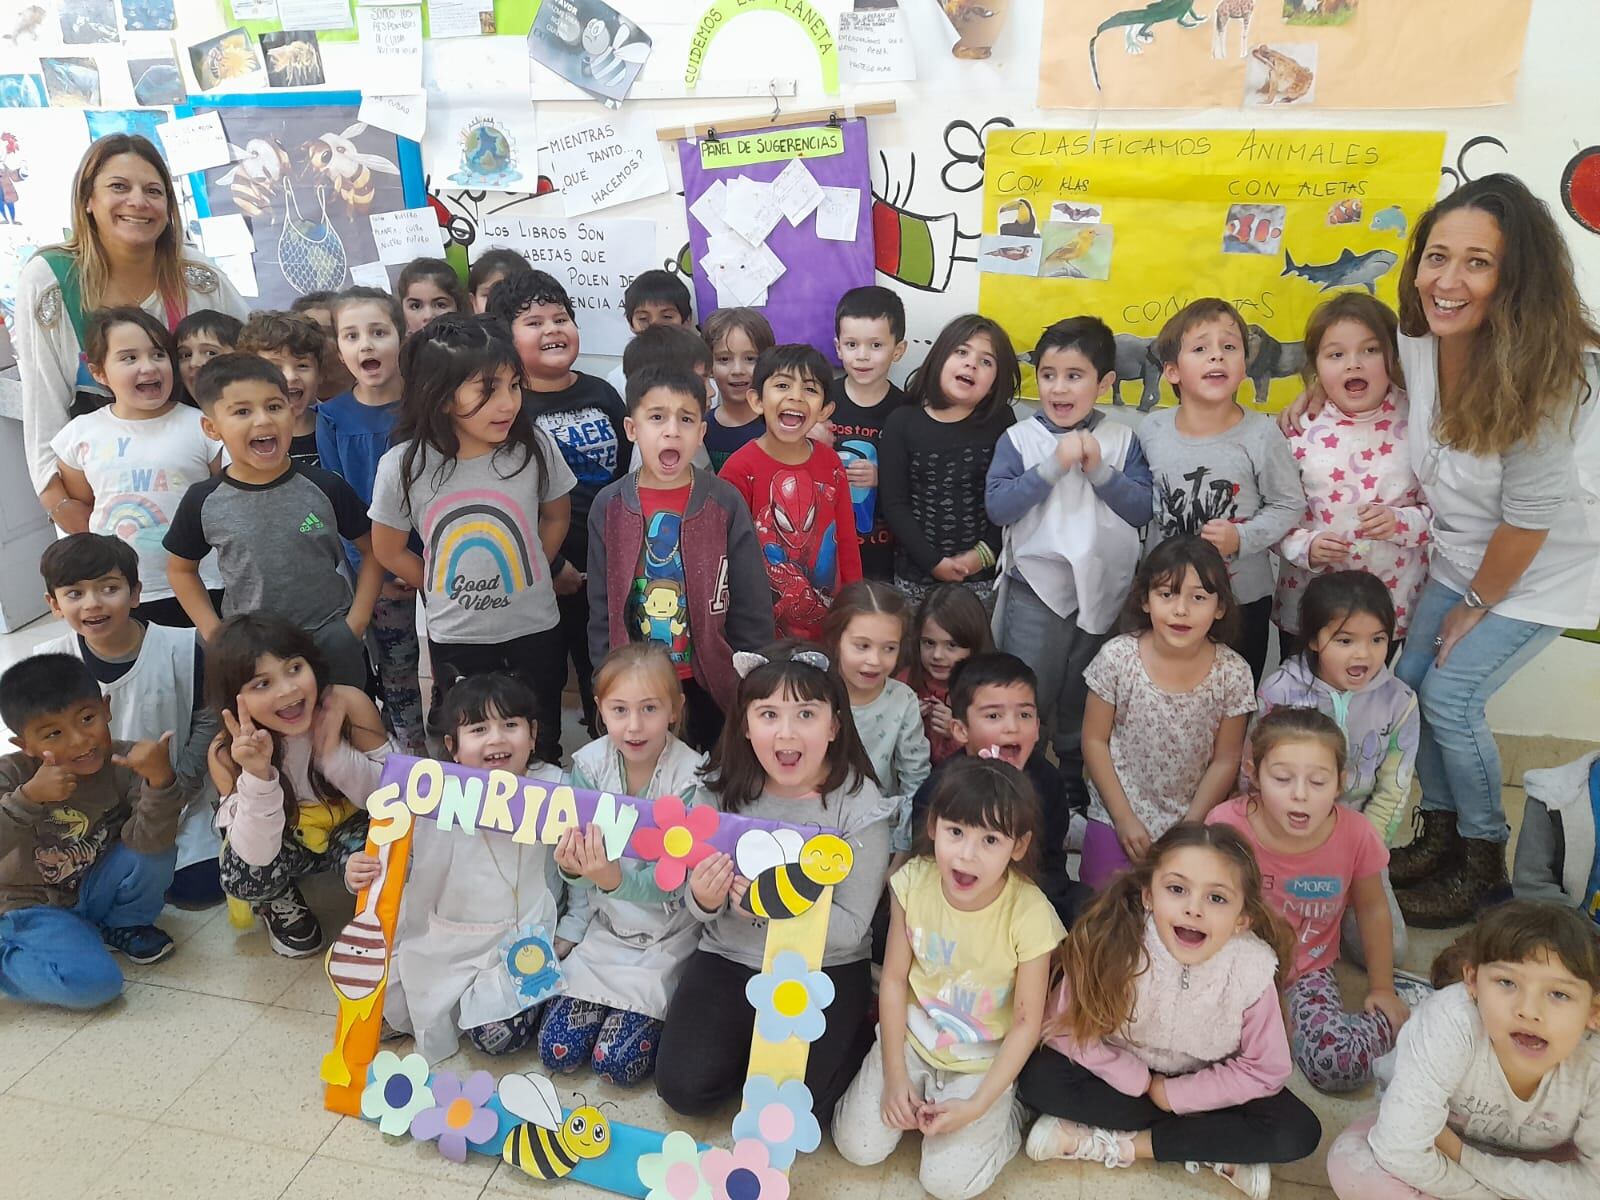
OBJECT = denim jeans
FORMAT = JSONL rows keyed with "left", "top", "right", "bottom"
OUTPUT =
{"left": 0, "top": 841, "right": 178, "bottom": 1009}
{"left": 1394, "top": 579, "right": 1561, "bottom": 843}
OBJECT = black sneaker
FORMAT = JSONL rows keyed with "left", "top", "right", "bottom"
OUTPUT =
{"left": 259, "top": 886, "right": 323, "bottom": 958}
{"left": 102, "top": 924, "right": 175, "bottom": 965}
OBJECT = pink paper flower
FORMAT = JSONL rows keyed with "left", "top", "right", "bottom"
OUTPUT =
{"left": 630, "top": 795, "right": 719, "bottom": 890}
{"left": 699, "top": 1139, "right": 789, "bottom": 1200}
{"left": 409, "top": 1069, "right": 499, "bottom": 1162}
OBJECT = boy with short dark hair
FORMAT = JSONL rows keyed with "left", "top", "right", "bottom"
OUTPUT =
{"left": 606, "top": 269, "right": 696, "bottom": 397}
{"left": 175, "top": 309, "right": 243, "bottom": 398}
{"left": 290, "top": 291, "right": 353, "bottom": 400}
{"left": 908, "top": 652, "right": 1083, "bottom": 926}
{"left": 828, "top": 286, "right": 911, "bottom": 579}
{"left": 589, "top": 366, "right": 773, "bottom": 750}
{"left": 38, "top": 534, "right": 223, "bottom": 908}
{"left": 623, "top": 324, "right": 717, "bottom": 472}
{"left": 719, "top": 344, "right": 862, "bottom": 642}
{"left": 489, "top": 270, "right": 627, "bottom": 740}
{"left": 163, "top": 353, "right": 381, "bottom": 689}
{"left": 237, "top": 310, "right": 326, "bottom": 469}
{"left": 0, "top": 653, "right": 184, "bottom": 1006}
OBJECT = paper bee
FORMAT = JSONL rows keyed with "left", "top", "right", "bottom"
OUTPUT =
{"left": 498, "top": 1072, "right": 613, "bottom": 1181}
{"left": 736, "top": 828, "right": 853, "bottom": 920}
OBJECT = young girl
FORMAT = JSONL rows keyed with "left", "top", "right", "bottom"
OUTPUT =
{"left": 880, "top": 314, "right": 1020, "bottom": 605}
{"left": 825, "top": 581, "right": 931, "bottom": 861}
{"left": 701, "top": 307, "right": 775, "bottom": 472}
{"left": 1209, "top": 706, "right": 1411, "bottom": 1094}
{"left": 397, "top": 257, "right": 469, "bottom": 334}
{"left": 834, "top": 757, "right": 1063, "bottom": 1199}
{"left": 468, "top": 248, "right": 532, "bottom": 314}
{"left": 654, "top": 647, "right": 891, "bottom": 1122}
{"left": 1079, "top": 536, "right": 1256, "bottom": 889}
{"left": 369, "top": 314, "right": 574, "bottom": 759}
{"left": 1275, "top": 294, "right": 1429, "bottom": 653}
{"left": 346, "top": 673, "right": 563, "bottom": 1061}
{"left": 208, "top": 614, "right": 389, "bottom": 959}
{"left": 542, "top": 644, "right": 707, "bottom": 1085}
{"left": 1328, "top": 900, "right": 1600, "bottom": 1200}
{"left": 1260, "top": 570, "right": 1419, "bottom": 966}
{"left": 50, "top": 307, "right": 223, "bottom": 627}
{"left": 1019, "top": 824, "right": 1322, "bottom": 1199}
{"left": 905, "top": 584, "right": 994, "bottom": 769}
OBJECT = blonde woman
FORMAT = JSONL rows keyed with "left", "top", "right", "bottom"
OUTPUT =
{"left": 14, "top": 134, "right": 246, "bottom": 532}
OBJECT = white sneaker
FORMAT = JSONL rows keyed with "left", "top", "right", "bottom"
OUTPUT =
{"left": 1025, "top": 1116, "right": 1134, "bottom": 1167}
{"left": 1186, "top": 1161, "right": 1271, "bottom": 1199}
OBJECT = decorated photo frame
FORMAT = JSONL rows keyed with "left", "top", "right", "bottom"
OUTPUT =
{"left": 324, "top": 755, "right": 855, "bottom": 1196}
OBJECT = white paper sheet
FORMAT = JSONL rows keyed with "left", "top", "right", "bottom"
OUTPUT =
{"left": 231, "top": 0, "right": 280, "bottom": 19}
{"left": 213, "top": 252, "right": 259, "bottom": 298}
{"left": 274, "top": 0, "right": 353, "bottom": 31}
{"left": 349, "top": 261, "right": 392, "bottom": 289}
{"left": 723, "top": 176, "right": 783, "bottom": 245}
{"left": 197, "top": 214, "right": 256, "bottom": 258}
{"left": 427, "top": 0, "right": 492, "bottom": 37}
{"left": 356, "top": 4, "right": 422, "bottom": 91}
{"left": 771, "top": 157, "right": 824, "bottom": 226}
{"left": 369, "top": 207, "right": 443, "bottom": 264}
{"left": 689, "top": 179, "right": 738, "bottom": 242}
{"left": 547, "top": 114, "right": 669, "bottom": 218}
{"left": 358, "top": 93, "right": 426, "bottom": 143}
{"left": 838, "top": 7, "right": 917, "bottom": 84}
{"left": 157, "top": 111, "right": 232, "bottom": 177}
{"left": 816, "top": 186, "right": 860, "bottom": 241}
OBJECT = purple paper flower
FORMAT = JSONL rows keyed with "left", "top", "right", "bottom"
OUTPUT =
{"left": 409, "top": 1069, "right": 499, "bottom": 1162}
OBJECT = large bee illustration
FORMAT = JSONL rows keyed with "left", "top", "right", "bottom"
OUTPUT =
{"left": 217, "top": 138, "right": 289, "bottom": 219}
{"left": 303, "top": 123, "right": 400, "bottom": 214}
{"left": 580, "top": 18, "right": 650, "bottom": 89}
{"left": 737, "top": 829, "right": 854, "bottom": 920}
{"left": 498, "top": 1072, "right": 613, "bottom": 1181}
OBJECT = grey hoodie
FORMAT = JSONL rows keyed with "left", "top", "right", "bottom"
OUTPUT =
{"left": 1512, "top": 751, "right": 1600, "bottom": 912}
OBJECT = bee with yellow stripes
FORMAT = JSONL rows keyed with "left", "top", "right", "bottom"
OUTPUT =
{"left": 738, "top": 830, "right": 854, "bottom": 920}
{"left": 497, "top": 1073, "right": 612, "bottom": 1181}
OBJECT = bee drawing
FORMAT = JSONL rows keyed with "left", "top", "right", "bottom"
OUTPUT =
{"left": 737, "top": 828, "right": 854, "bottom": 920}
{"left": 498, "top": 1073, "right": 613, "bottom": 1182}
{"left": 218, "top": 138, "right": 289, "bottom": 220}
{"left": 303, "top": 123, "right": 400, "bottom": 214}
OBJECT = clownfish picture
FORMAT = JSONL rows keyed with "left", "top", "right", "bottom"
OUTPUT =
{"left": 498, "top": 1073, "right": 612, "bottom": 1181}
{"left": 736, "top": 829, "right": 854, "bottom": 920}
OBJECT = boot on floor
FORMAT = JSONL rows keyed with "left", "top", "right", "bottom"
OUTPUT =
{"left": 1396, "top": 837, "right": 1507, "bottom": 929}
{"left": 1388, "top": 808, "right": 1462, "bottom": 890}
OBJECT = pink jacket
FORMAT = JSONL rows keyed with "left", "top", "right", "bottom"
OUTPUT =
{"left": 1043, "top": 920, "right": 1291, "bottom": 1114}
{"left": 1275, "top": 389, "right": 1430, "bottom": 636}
{"left": 216, "top": 734, "right": 388, "bottom": 867}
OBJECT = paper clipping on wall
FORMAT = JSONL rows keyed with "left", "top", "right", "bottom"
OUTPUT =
{"left": 358, "top": 6, "right": 424, "bottom": 91}
{"left": 547, "top": 114, "right": 668, "bottom": 218}
{"left": 432, "top": 112, "right": 539, "bottom": 190}
{"left": 359, "top": 93, "right": 426, "bottom": 143}
{"left": 527, "top": 0, "right": 653, "bottom": 108}
{"left": 158, "top": 110, "right": 233, "bottom": 176}
{"left": 815, "top": 186, "right": 860, "bottom": 241}
{"left": 370, "top": 207, "right": 444, "bottom": 264}
{"left": 838, "top": 4, "right": 916, "bottom": 84}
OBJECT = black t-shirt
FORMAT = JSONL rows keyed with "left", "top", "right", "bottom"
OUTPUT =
{"left": 703, "top": 410, "right": 765, "bottom": 474}
{"left": 825, "top": 377, "right": 909, "bottom": 581}
{"left": 522, "top": 373, "right": 627, "bottom": 569}
{"left": 289, "top": 431, "right": 320, "bottom": 471}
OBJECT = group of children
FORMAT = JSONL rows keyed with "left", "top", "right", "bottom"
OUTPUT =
{"left": 1, "top": 255, "right": 1596, "bottom": 1200}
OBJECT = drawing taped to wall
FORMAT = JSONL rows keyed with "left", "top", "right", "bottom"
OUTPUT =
{"left": 940, "top": 0, "right": 1012, "bottom": 61}
{"left": 120, "top": 0, "right": 176, "bottom": 32}
{"left": 1244, "top": 43, "right": 1316, "bottom": 105}
{"left": 0, "top": 75, "right": 48, "bottom": 108}
{"left": 129, "top": 52, "right": 186, "bottom": 106}
{"left": 1212, "top": 0, "right": 1254, "bottom": 58}
{"left": 40, "top": 57, "right": 101, "bottom": 108}
{"left": 1284, "top": 0, "right": 1357, "bottom": 27}
{"left": 190, "top": 28, "right": 267, "bottom": 92}
{"left": 262, "top": 31, "right": 326, "bottom": 88}
{"left": 58, "top": 0, "right": 118, "bottom": 44}
{"left": 527, "top": 0, "right": 652, "bottom": 107}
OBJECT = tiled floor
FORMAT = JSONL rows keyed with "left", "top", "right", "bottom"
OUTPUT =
{"left": 0, "top": 614, "right": 1535, "bottom": 1199}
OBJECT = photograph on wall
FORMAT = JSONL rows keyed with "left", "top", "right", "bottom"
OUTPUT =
{"left": 1243, "top": 43, "right": 1318, "bottom": 106}
{"left": 262, "top": 30, "right": 327, "bottom": 87}
{"left": 40, "top": 57, "right": 103, "bottom": 108}
{"left": 85, "top": 109, "right": 169, "bottom": 142}
{"left": 59, "top": 0, "right": 119, "bottom": 44}
{"left": 1284, "top": 0, "right": 1358, "bottom": 26}
{"left": 526, "top": 0, "right": 652, "bottom": 107}
{"left": 190, "top": 28, "right": 268, "bottom": 92}
{"left": 0, "top": 75, "right": 49, "bottom": 108}
{"left": 120, "top": 0, "right": 178, "bottom": 32}
{"left": 185, "top": 97, "right": 422, "bottom": 310}
{"left": 129, "top": 51, "right": 187, "bottom": 106}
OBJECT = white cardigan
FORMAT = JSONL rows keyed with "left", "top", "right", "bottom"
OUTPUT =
{"left": 12, "top": 251, "right": 247, "bottom": 495}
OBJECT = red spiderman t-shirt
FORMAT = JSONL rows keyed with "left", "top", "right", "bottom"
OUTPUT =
{"left": 718, "top": 440, "right": 862, "bottom": 641}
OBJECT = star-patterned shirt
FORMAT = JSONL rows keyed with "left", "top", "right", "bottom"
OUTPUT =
{"left": 1276, "top": 389, "right": 1431, "bottom": 637}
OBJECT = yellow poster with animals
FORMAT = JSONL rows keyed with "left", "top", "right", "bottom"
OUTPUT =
{"left": 977, "top": 127, "right": 1445, "bottom": 411}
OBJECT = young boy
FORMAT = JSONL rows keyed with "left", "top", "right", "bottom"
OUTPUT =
{"left": 702, "top": 307, "right": 775, "bottom": 472}
{"left": 827, "top": 286, "right": 911, "bottom": 580}
{"left": 174, "top": 309, "right": 243, "bottom": 399}
{"left": 488, "top": 270, "right": 628, "bottom": 740}
{"left": 588, "top": 365, "right": 773, "bottom": 751}
{"left": 237, "top": 310, "right": 325, "bottom": 470}
{"left": 1141, "top": 298, "right": 1304, "bottom": 681}
{"left": 907, "top": 653, "right": 1083, "bottom": 927}
{"left": 163, "top": 354, "right": 381, "bottom": 688}
{"left": 605, "top": 269, "right": 695, "bottom": 398}
{"left": 719, "top": 344, "right": 862, "bottom": 642}
{"left": 985, "top": 316, "right": 1152, "bottom": 811}
{"left": 37, "top": 534, "right": 222, "bottom": 908}
{"left": 624, "top": 323, "right": 717, "bottom": 472}
{"left": 0, "top": 653, "right": 183, "bottom": 1006}
{"left": 290, "top": 291, "right": 353, "bottom": 401}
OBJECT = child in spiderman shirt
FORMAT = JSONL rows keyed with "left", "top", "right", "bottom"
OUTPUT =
{"left": 719, "top": 345, "right": 863, "bottom": 641}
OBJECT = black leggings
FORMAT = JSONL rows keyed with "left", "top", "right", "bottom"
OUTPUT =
{"left": 1232, "top": 595, "right": 1274, "bottom": 686}
{"left": 1017, "top": 1047, "right": 1322, "bottom": 1165}
{"left": 655, "top": 950, "right": 872, "bottom": 1125}
{"left": 134, "top": 590, "right": 223, "bottom": 630}
{"left": 429, "top": 627, "right": 567, "bottom": 763}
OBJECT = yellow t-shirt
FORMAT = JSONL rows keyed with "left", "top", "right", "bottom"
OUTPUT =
{"left": 890, "top": 856, "right": 1066, "bottom": 1073}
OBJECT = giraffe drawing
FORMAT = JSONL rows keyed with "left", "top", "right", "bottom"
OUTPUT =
{"left": 1213, "top": 0, "right": 1255, "bottom": 58}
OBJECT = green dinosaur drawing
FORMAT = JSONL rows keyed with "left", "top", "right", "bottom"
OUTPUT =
{"left": 1089, "top": 1, "right": 1206, "bottom": 91}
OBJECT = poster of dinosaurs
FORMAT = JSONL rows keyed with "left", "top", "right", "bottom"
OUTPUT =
{"left": 1038, "top": 0, "right": 1532, "bottom": 109}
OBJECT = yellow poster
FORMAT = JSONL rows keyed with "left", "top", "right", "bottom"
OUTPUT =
{"left": 1039, "top": 0, "right": 1532, "bottom": 111}
{"left": 978, "top": 127, "right": 1445, "bottom": 411}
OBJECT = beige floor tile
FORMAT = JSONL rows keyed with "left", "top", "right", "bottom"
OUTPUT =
{"left": 0, "top": 995, "right": 97, "bottom": 1090}
{"left": 0, "top": 1095, "right": 151, "bottom": 1195}
{"left": 1275, "top": 1072, "right": 1364, "bottom": 1190}
{"left": 484, "top": 1157, "right": 623, "bottom": 1199}
{"left": 122, "top": 905, "right": 315, "bottom": 1004}
{"left": 286, "top": 1155, "right": 492, "bottom": 1200}
{"left": 83, "top": 1124, "right": 310, "bottom": 1200}
{"left": 8, "top": 982, "right": 257, "bottom": 1117}
{"left": 161, "top": 1005, "right": 344, "bottom": 1149}
{"left": 154, "top": 901, "right": 226, "bottom": 947}
{"left": 317, "top": 1113, "right": 500, "bottom": 1186}
{"left": 273, "top": 959, "right": 342, "bottom": 1017}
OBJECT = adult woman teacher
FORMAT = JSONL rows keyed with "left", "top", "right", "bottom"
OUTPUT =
{"left": 13, "top": 133, "right": 247, "bottom": 531}
{"left": 1284, "top": 174, "right": 1600, "bottom": 928}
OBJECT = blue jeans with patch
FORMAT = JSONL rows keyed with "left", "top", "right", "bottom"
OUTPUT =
{"left": 1394, "top": 579, "right": 1562, "bottom": 843}
{"left": 0, "top": 841, "right": 177, "bottom": 1009}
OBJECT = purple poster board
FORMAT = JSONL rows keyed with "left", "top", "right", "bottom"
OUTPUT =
{"left": 677, "top": 117, "right": 875, "bottom": 363}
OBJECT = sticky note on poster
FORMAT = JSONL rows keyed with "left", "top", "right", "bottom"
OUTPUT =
{"left": 471, "top": 216, "right": 657, "bottom": 357}
{"left": 350, "top": 261, "right": 392, "bottom": 289}
{"left": 157, "top": 111, "right": 231, "bottom": 176}
{"left": 547, "top": 116, "right": 669, "bottom": 218}
{"left": 816, "top": 186, "right": 860, "bottom": 241}
{"left": 699, "top": 124, "right": 843, "bottom": 170}
{"left": 197, "top": 214, "right": 256, "bottom": 258}
{"left": 357, "top": 4, "right": 423, "bottom": 92}
{"left": 370, "top": 207, "right": 443, "bottom": 264}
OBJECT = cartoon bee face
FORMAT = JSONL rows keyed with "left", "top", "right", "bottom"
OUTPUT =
{"left": 498, "top": 1074, "right": 612, "bottom": 1181}
{"left": 737, "top": 829, "right": 855, "bottom": 920}
{"left": 798, "top": 833, "right": 853, "bottom": 885}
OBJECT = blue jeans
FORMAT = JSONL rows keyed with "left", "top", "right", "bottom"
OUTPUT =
{"left": 1394, "top": 579, "right": 1561, "bottom": 843}
{"left": 0, "top": 841, "right": 177, "bottom": 1009}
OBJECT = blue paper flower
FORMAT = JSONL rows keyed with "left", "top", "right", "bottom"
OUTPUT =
{"left": 745, "top": 951, "right": 834, "bottom": 1044}
{"left": 360, "top": 1050, "right": 434, "bottom": 1136}
{"left": 731, "top": 1075, "right": 820, "bottom": 1169}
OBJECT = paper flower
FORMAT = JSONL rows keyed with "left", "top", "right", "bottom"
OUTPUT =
{"left": 637, "top": 1129, "right": 711, "bottom": 1200}
{"left": 630, "top": 795, "right": 719, "bottom": 890}
{"left": 408, "top": 1069, "right": 499, "bottom": 1162}
{"left": 361, "top": 1051, "right": 434, "bottom": 1136}
{"left": 700, "top": 1139, "right": 790, "bottom": 1200}
{"left": 745, "top": 950, "right": 834, "bottom": 1044}
{"left": 731, "top": 1076, "right": 820, "bottom": 1169}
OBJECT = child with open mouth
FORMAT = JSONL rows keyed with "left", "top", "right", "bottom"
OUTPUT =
{"left": 700, "top": 307, "right": 774, "bottom": 473}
